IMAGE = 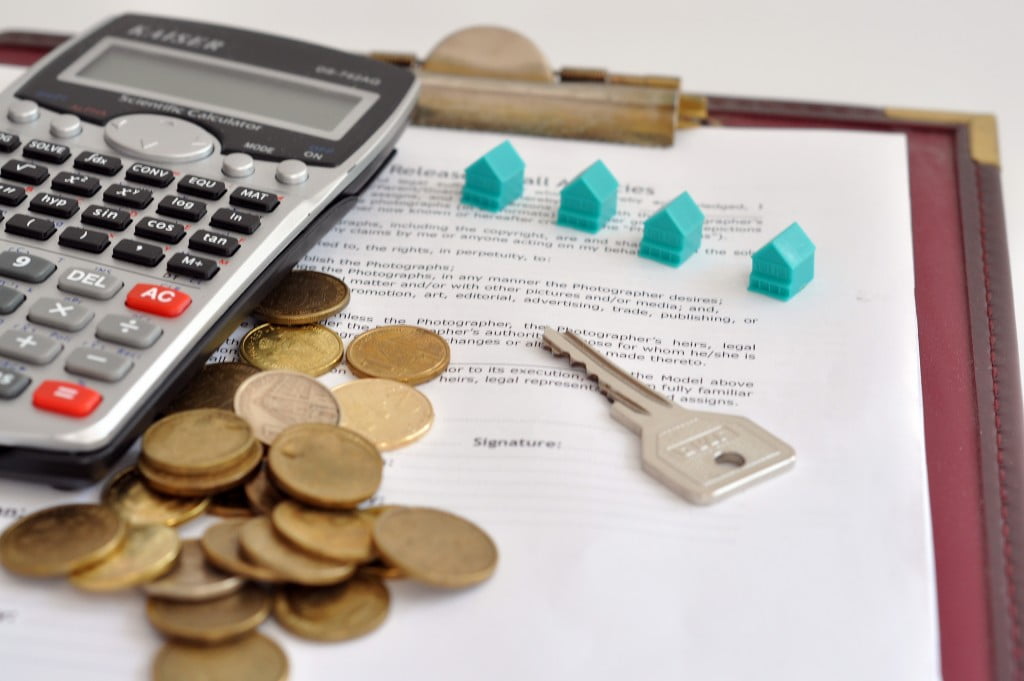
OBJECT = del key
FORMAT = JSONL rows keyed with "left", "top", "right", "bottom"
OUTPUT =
{"left": 541, "top": 328, "right": 795, "bottom": 504}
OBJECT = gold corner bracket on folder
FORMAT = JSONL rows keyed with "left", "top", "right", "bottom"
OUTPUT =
{"left": 371, "top": 26, "right": 708, "bottom": 147}
{"left": 886, "top": 108, "right": 1000, "bottom": 166}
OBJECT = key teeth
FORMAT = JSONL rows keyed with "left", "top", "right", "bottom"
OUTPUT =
{"left": 542, "top": 339, "right": 614, "bottom": 398}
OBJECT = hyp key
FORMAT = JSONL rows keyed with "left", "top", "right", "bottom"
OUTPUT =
{"left": 542, "top": 327, "right": 795, "bottom": 504}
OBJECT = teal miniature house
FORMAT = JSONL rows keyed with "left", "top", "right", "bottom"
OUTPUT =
{"left": 557, "top": 160, "right": 618, "bottom": 232}
{"left": 461, "top": 140, "right": 525, "bottom": 211}
{"left": 748, "top": 223, "right": 815, "bottom": 300}
{"left": 639, "top": 191, "right": 704, "bottom": 267}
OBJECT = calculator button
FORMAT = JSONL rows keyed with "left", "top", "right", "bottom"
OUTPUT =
{"left": 0, "top": 285, "right": 25, "bottom": 314}
{"left": 222, "top": 152, "right": 255, "bottom": 178}
{"left": 0, "top": 368, "right": 29, "bottom": 399}
{"left": 126, "top": 162, "right": 174, "bottom": 188}
{"left": 125, "top": 283, "right": 191, "bottom": 317}
{"left": 189, "top": 230, "right": 239, "bottom": 256}
{"left": 96, "top": 314, "right": 161, "bottom": 348}
{"left": 82, "top": 205, "right": 132, "bottom": 231}
{"left": 33, "top": 380, "right": 101, "bottom": 417}
{"left": 1, "top": 159, "right": 48, "bottom": 185}
{"left": 65, "top": 348, "right": 132, "bottom": 382}
{"left": 112, "top": 240, "right": 164, "bottom": 267}
{"left": 230, "top": 187, "right": 279, "bottom": 212}
{"left": 157, "top": 195, "right": 206, "bottom": 222}
{"left": 0, "top": 131, "right": 21, "bottom": 152}
{"left": 104, "top": 184, "right": 153, "bottom": 209}
{"left": 0, "top": 182, "right": 26, "bottom": 206}
{"left": 167, "top": 252, "right": 218, "bottom": 280}
{"left": 29, "top": 192, "right": 78, "bottom": 219}
{"left": 52, "top": 171, "right": 101, "bottom": 197}
{"left": 59, "top": 227, "right": 110, "bottom": 253}
{"left": 27, "top": 297, "right": 94, "bottom": 332}
{"left": 275, "top": 159, "right": 308, "bottom": 185}
{"left": 24, "top": 139, "right": 71, "bottom": 164}
{"left": 179, "top": 175, "right": 226, "bottom": 199}
{"left": 75, "top": 151, "right": 122, "bottom": 176}
{"left": 210, "top": 207, "right": 261, "bottom": 234}
{"left": 50, "top": 114, "right": 82, "bottom": 139}
{"left": 0, "top": 329, "right": 61, "bottom": 365}
{"left": 6, "top": 214, "right": 56, "bottom": 240}
{"left": 8, "top": 100, "right": 38, "bottom": 124}
{"left": 135, "top": 217, "right": 186, "bottom": 244}
{"left": 105, "top": 114, "right": 215, "bottom": 164}
{"left": 0, "top": 251, "right": 56, "bottom": 282}
{"left": 58, "top": 268, "right": 122, "bottom": 300}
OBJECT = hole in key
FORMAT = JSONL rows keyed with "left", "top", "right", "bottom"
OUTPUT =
{"left": 715, "top": 451, "right": 745, "bottom": 468}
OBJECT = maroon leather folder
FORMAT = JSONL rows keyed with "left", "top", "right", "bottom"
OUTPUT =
{"left": 2, "top": 32, "right": 1020, "bottom": 681}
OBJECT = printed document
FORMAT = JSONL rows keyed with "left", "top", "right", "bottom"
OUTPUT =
{"left": 0, "top": 125, "right": 939, "bottom": 680}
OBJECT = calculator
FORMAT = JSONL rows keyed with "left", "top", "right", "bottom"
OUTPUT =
{"left": 0, "top": 15, "right": 418, "bottom": 487}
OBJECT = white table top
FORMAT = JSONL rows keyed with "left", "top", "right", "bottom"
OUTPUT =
{"left": 4, "top": 0, "right": 1024, "bottom": 387}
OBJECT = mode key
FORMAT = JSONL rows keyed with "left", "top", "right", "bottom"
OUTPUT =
{"left": 23, "top": 139, "right": 70, "bottom": 164}
{"left": 230, "top": 187, "right": 279, "bottom": 212}
{"left": 126, "top": 162, "right": 174, "bottom": 188}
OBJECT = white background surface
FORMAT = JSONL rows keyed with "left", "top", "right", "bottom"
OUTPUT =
{"left": 1, "top": 2, "right": 1021, "bottom": 397}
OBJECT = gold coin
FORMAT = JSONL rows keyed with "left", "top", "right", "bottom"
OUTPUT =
{"left": 0, "top": 504, "right": 126, "bottom": 577}
{"left": 147, "top": 583, "right": 271, "bottom": 644}
{"left": 274, "top": 577, "right": 389, "bottom": 641}
{"left": 164, "top": 362, "right": 261, "bottom": 414}
{"left": 331, "top": 378, "right": 434, "bottom": 450}
{"left": 255, "top": 270, "right": 351, "bottom": 325}
{"left": 208, "top": 485, "right": 256, "bottom": 518}
{"left": 357, "top": 560, "right": 405, "bottom": 580}
{"left": 244, "top": 463, "right": 285, "bottom": 515}
{"left": 234, "top": 370, "right": 341, "bottom": 445}
{"left": 144, "top": 539, "right": 245, "bottom": 602}
{"left": 153, "top": 633, "right": 288, "bottom": 681}
{"left": 240, "top": 323, "right": 344, "bottom": 376}
{"left": 345, "top": 325, "right": 450, "bottom": 385}
{"left": 271, "top": 500, "right": 374, "bottom": 564}
{"left": 200, "top": 520, "right": 283, "bottom": 583}
{"left": 139, "top": 439, "right": 263, "bottom": 497}
{"left": 102, "top": 467, "right": 209, "bottom": 527}
{"left": 372, "top": 507, "right": 498, "bottom": 588}
{"left": 70, "top": 524, "right": 180, "bottom": 591}
{"left": 239, "top": 516, "right": 355, "bottom": 586}
{"left": 268, "top": 424, "right": 382, "bottom": 509}
{"left": 142, "top": 409, "right": 255, "bottom": 476}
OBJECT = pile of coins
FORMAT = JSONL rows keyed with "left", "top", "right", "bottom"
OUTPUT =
{"left": 0, "top": 270, "right": 497, "bottom": 681}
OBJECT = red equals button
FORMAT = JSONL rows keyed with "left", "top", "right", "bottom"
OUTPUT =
{"left": 126, "top": 283, "right": 191, "bottom": 317}
{"left": 33, "top": 380, "right": 102, "bottom": 417}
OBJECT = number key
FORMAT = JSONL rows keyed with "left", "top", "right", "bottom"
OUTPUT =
{"left": 0, "top": 251, "right": 56, "bottom": 282}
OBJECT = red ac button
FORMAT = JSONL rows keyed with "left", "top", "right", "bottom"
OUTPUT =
{"left": 126, "top": 284, "right": 191, "bottom": 317}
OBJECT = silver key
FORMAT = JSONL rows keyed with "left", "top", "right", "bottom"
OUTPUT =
{"left": 542, "top": 327, "right": 795, "bottom": 504}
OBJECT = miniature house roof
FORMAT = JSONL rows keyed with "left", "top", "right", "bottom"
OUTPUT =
{"left": 561, "top": 160, "right": 618, "bottom": 201}
{"left": 651, "top": 191, "right": 704, "bottom": 235}
{"left": 465, "top": 141, "right": 525, "bottom": 183}
{"left": 753, "top": 222, "right": 815, "bottom": 266}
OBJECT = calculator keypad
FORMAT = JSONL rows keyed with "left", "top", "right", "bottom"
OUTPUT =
{"left": 0, "top": 105, "right": 307, "bottom": 457}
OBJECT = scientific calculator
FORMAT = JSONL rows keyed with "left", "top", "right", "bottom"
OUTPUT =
{"left": 0, "top": 15, "right": 418, "bottom": 487}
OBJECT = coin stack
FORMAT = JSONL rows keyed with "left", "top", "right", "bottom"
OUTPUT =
{"left": 0, "top": 269, "right": 497, "bottom": 681}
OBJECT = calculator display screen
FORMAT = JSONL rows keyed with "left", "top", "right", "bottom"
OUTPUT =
{"left": 66, "top": 40, "right": 372, "bottom": 138}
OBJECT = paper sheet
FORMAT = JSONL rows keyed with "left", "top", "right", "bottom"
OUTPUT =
{"left": 0, "top": 125, "right": 940, "bottom": 680}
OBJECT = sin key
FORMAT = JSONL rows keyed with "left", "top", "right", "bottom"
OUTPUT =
{"left": 541, "top": 327, "right": 795, "bottom": 504}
